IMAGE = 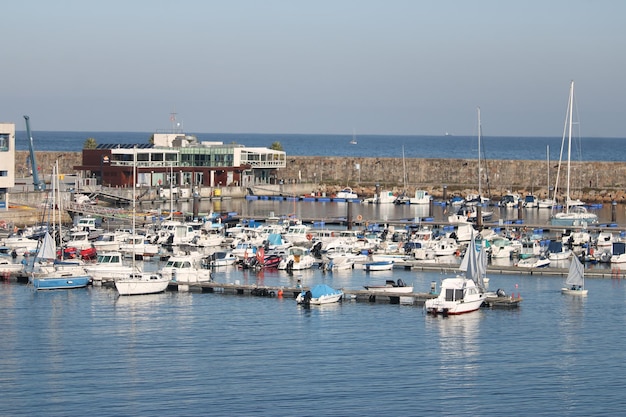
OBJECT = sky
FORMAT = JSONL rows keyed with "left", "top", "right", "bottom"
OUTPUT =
{"left": 3, "top": 0, "right": 626, "bottom": 137}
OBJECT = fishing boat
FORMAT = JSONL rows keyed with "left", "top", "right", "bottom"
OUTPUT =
{"left": 364, "top": 279, "right": 413, "bottom": 293}
{"left": 296, "top": 284, "right": 343, "bottom": 305}
{"left": 561, "top": 255, "right": 588, "bottom": 296}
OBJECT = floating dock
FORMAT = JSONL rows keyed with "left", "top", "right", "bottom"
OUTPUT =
{"left": 165, "top": 281, "right": 522, "bottom": 309}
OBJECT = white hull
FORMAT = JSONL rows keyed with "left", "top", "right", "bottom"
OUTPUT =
{"left": 296, "top": 292, "right": 343, "bottom": 305}
{"left": 561, "top": 288, "right": 588, "bottom": 296}
{"left": 363, "top": 286, "right": 413, "bottom": 293}
{"left": 516, "top": 257, "right": 551, "bottom": 268}
{"left": 115, "top": 274, "right": 170, "bottom": 296}
{"left": 362, "top": 261, "right": 394, "bottom": 271}
{"left": 424, "top": 276, "right": 485, "bottom": 315}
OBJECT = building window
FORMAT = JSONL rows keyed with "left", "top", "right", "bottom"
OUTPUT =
{"left": 0, "top": 134, "right": 8, "bottom": 152}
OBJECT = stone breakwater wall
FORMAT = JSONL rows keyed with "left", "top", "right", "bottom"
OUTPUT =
{"left": 15, "top": 151, "right": 80, "bottom": 178}
{"left": 19, "top": 152, "right": 626, "bottom": 203}
{"left": 281, "top": 156, "right": 626, "bottom": 204}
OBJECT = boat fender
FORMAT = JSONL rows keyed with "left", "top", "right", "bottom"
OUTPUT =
{"left": 356, "top": 215, "right": 363, "bottom": 222}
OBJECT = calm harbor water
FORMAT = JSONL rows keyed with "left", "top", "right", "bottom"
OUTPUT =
{"left": 2, "top": 264, "right": 626, "bottom": 416}
{"left": 5, "top": 130, "right": 626, "bottom": 415}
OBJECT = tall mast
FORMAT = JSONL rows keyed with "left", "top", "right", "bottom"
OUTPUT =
{"left": 477, "top": 107, "right": 482, "bottom": 197}
{"left": 566, "top": 81, "right": 574, "bottom": 213}
{"left": 546, "top": 145, "right": 550, "bottom": 199}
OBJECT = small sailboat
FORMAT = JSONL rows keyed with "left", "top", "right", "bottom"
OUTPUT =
{"left": 29, "top": 232, "right": 91, "bottom": 290}
{"left": 561, "top": 255, "right": 587, "bottom": 296}
{"left": 349, "top": 128, "right": 357, "bottom": 145}
{"left": 29, "top": 161, "right": 91, "bottom": 290}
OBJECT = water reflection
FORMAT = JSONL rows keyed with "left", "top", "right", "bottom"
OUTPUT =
{"left": 164, "top": 197, "right": 626, "bottom": 229}
{"left": 426, "top": 312, "right": 482, "bottom": 384}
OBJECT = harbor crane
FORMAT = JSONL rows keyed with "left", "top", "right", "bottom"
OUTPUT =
{"left": 24, "top": 115, "right": 46, "bottom": 191}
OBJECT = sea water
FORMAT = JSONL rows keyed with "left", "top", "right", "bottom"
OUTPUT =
{"left": 13, "top": 130, "right": 626, "bottom": 161}
{"left": 1, "top": 265, "right": 626, "bottom": 416}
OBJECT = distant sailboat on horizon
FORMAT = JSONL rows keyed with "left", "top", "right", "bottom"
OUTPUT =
{"left": 349, "top": 128, "right": 357, "bottom": 145}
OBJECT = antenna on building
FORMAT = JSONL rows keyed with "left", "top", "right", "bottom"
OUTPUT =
{"left": 169, "top": 111, "right": 178, "bottom": 133}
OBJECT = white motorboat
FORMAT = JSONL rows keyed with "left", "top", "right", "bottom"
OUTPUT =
{"left": 92, "top": 231, "right": 129, "bottom": 252}
{"left": 364, "top": 279, "right": 413, "bottom": 293}
{"left": 119, "top": 234, "right": 160, "bottom": 258}
{"left": 296, "top": 284, "right": 343, "bottom": 305}
{"left": 424, "top": 276, "right": 485, "bottom": 315}
{"left": 162, "top": 255, "right": 212, "bottom": 284}
{"left": 516, "top": 256, "right": 551, "bottom": 268}
{"left": 0, "top": 258, "right": 25, "bottom": 274}
{"left": 335, "top": 187, "right": 359, "bottom": 200}
{"left": 64, "top": 230, "right": 93, "bottom": 251}
{"left": 363, "top": 190, "right": 396, "bottom": 204}
{"left": 409, "top": 190, "right": 432, "bottom": 205}
{"left": 115, "top": 272, "right": 170, "bottom": 296}
{"left": 84, "top": 251, "right": 134, "bottom": 284}
{"left": 547, "top": 241, "right": 572, "bottom": 261}
{"left": 206, "top": 251, "right": 237, "bottom": 267}
{"left": 362, "top": 260, "right": 394, "bottom": 271}
{"left": 522, "top": 194, "right": 538, "bottom": 208}
{"left": 278, "top": 246, "right": 316, "bottom": 270}
{"left": 425, "top": 234, "right": 486, "bottom": 315}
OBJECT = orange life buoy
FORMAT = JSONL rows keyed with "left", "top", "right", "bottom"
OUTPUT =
{"left": 306, "top": 233, "right": 313, "bottom": 241}
{"left": 356, "top": 214, "right": 363, "bottom": 222}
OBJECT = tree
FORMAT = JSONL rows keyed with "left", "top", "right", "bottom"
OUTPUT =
{"left": 270, "top": 141, "right": 284, "bottom": 151}
{"left": 84, "top": 137, "right": 97, "bottom": 149}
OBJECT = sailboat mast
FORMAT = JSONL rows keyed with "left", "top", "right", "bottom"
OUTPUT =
{"left": 477, "top": 107, "right": 482, "bottom": 197}
{"left": 402, "top": 145, "right": 407, "bottom": 190}
{"left": 566, "top": 81, "right": 574, "bottom": 213}
{"left": 132, "top": 146, "right": 137, "bottom": 271}
{"left": 546, "top": 145, "right": 550, "bottom": 199}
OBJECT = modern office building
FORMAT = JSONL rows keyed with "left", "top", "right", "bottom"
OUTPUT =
{"left": 74, "top": 132, "right": 286, "bottom": 189}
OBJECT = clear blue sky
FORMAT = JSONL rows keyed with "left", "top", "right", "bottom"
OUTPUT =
{"left": 3, "top": 0, "right": 625, "bottom": 136}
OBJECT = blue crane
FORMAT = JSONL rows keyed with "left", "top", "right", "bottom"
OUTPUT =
{"left": 23, "top": 115, "right": 45, "bottom": 191}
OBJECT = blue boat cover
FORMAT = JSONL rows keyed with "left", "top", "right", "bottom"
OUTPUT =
{"left": 307, "top": 284, "right": 341, "bottom": 298}
{"left": 268, "top": 233, "right": 284, "bottom": 245}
